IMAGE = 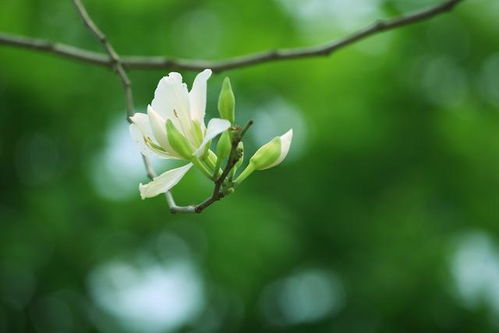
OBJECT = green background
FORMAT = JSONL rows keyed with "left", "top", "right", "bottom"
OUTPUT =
{"left": 1, "top": 0, "right": 499, "bottom": 332}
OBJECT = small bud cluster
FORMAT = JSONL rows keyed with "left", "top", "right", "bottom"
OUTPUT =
{"left": 214, "top": 77, "right": 293, "bottom": 188}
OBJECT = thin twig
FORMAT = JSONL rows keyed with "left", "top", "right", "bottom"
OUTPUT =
{"left": 2, "top": 0, "right": 463, "bottom": 72}
{"left": 194, "top": 121, "right": 253, "bottom": 214}
{"left": 0, "top": 33, "right": 110, "bottom": 66}
{"left": 71, "top": 0, "right": 134, "bottom": 117}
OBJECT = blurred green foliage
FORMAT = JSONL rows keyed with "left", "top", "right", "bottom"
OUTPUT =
{"left": 1, "top": 0, "right": 499, "bottom": 332}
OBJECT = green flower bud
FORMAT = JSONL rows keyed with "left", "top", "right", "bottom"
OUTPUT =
{"left": 235, "top": 138, "right": 280, "bottom": 184}
{"left": 234, "top": 142, "right": 244, "bottom": 169}
{"left": 230, "top": 142, "right": 244, "bottom": 179}
{"left": 166, "top": 120, "right": 194, "bottom": 159}
{"left": 249, "top": 137, "right": 281, "bottom": 170}
{"left": 216, "top": 131, "right": 231, "bottom": 161}
{"left": 234, "top": 129, "right": 292, "bottom": 184}
{"left": 218, "top": 77, "right": 235, "bottom": 123}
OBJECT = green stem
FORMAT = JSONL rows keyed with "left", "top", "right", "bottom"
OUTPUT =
{"left": 191, "top": 158, "right": 214, "bottom": 179}
{"left": 213, "top": 157, "right": 223, "bottom": 178}
{"left": 234, "top": 163, "right": 255, "bottom": 184}
{"left": 204, "top": 150, "right": 224, "bottom": 178}
{"left": 229, "top": 165, "right": 237, "bottom": 180}
{"left": 204, "top": 150, "right": 218, "bottom": 170}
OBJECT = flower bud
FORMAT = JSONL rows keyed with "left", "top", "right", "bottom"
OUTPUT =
{"left": 255, "top": 129, "right": 293, "bottom": 170}
{"left": 234, "top": 129, "right": 293, "bottom": 184}
{"left": 216, "top": 131, "right": 231, "bottom": 161}
{"left": 218, "top": 77, "right": 235, "bottom": 123}
{"left": 166, "top": 120, "right": 194, "bottom": 159}
{"left": 230, "top": 142, "right": 244, "bottom": 179}
{"left": 250, "top": 137, "right": 282, "bottom": 170}
{"left": 234, "top": 142, "right": 244, "bottom": 169}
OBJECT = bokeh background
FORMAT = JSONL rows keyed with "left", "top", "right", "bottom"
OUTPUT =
{"left": 1, "top": 0, "right": 499, "bottom": 332}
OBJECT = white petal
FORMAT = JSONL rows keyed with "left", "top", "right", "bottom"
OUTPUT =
{"left": 265, "top": 129, "right": 293, "bottom": 169}
{"left": 189, "top": 69, "right": 212, "bottom": 125}
{"left": 168, "top": 72, "right": 184, "bottom": 85}
{"left": 129, "top": 112, "right": 180, "bottom": 160}
{"left": 129, "top": 113, "right": 154, "bottom": 156}
{"left": 130, "top": 112, "right": 153, "bottom": 138}
{"left": 151, "top": 72, "right": 191, "bottom": 135}
{"left": 129, "top": 123, "right": 151, "bottom": 156}
{"left": 151, "top": 77, "right": 173, "bottom": 119}
{"left": 147, "top": 105, "right": 169, "bottom": 149}
{"left": 193, "top": 118, "right": 231, "bottom": 157}
{"left": 139, "top": 163, "right": 193, "bottom": 199}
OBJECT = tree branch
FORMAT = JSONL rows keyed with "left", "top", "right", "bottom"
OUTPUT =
{"left": 0, "top": 32, "right": 110, "bottom": 66}
{"left": 1, "top": 0, "right": 463, "bottom": 72}
{"left": 193, "top": 121, "right": 253, "bottom": 214}
{"left": 71, "top": 0, "right": 133, "bottom": 117}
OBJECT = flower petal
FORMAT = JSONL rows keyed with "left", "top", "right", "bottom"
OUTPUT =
{"left": 129, "top": 113, "right": 154, "bottom": 156}
{"left": 265, "top": 129, "right": 293, "bottom": 169}
{"left": 151, "top": 72, "right": 191, "bottom": 136}
{"left": 193, "top": 118, "right": 231, "bottom": 157}
{"left": 147, "top": 105, "right": 170, "bottom": 150}
{"left": 189, "top": 69, "right": 212, "bottom": 126}
{"left": 129, "top": 123, "right": 151, "bottom": 156}
{"left": 139, "top": 163, "right": 193, "bottom": 199}
{"left": 129, "top": 112, "right": 180, "bottom": 159}
{"left": 130, "top": 112, "right": 153, "bottom": 138}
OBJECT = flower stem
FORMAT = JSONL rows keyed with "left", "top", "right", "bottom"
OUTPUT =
{"left": 213, "top": 156, "right": 224, "bottom": 178}
{"left": 191, "top": 158, "right": 214, "bottom": 179}
{"left": 204, "top": 150, "right": 218, "bottom": 170}
{"left": 234, "top": 163, "right": 255, "bottom": 184}
{"left": 202, "top": 150, "right": 223, "bottom": 178}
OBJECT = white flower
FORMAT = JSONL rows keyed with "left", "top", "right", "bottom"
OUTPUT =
{"left": 129, "top": 69, "right": 231, "bottom": 199}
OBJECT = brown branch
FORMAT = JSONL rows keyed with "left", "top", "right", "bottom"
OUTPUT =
{"left": 125, "top": 0, "right": 464, "bottom": 72}
{"left": 71, "top": 0, "right": 134, "bottom": 117}
{"left": 1, "top": 0, "right": 464, "bottom": 72}
{"left": 193, "top": 121, "right": 253, "bottom": 214}
{"left": 0, "top": 32, "right": 110, "bottom": 66}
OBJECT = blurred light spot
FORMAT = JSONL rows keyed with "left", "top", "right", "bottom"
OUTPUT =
{"left": 88, "top": 234, "right": 204, "bottom": 333}
{"left": 478, "top": 53, "right": 499, "bottom": 107}
{"left": 90, "top": 114, "right": 170, "bottom": 201}
{"left": 419, "top": 56, "right": 468, "bottom": 107}
{"left": 261, "top": 268, "right": 345, "bottom": 326}
{"left": 252, "top": 98, "right": 307, "bottom": 163}
{"left": 470, "top": 0, "right": 499, "bottom": 26}
{"left": 451, "top": 231, "right": 499, "bottom": 317}
{"left": 391, "top": 0, "right": 442, "bottom": 12}
{"left": 15, "top": 133, "right": 62, "bottom": 186}
{"left": 276, "top": 0, "right": 382, "bottom": 35}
